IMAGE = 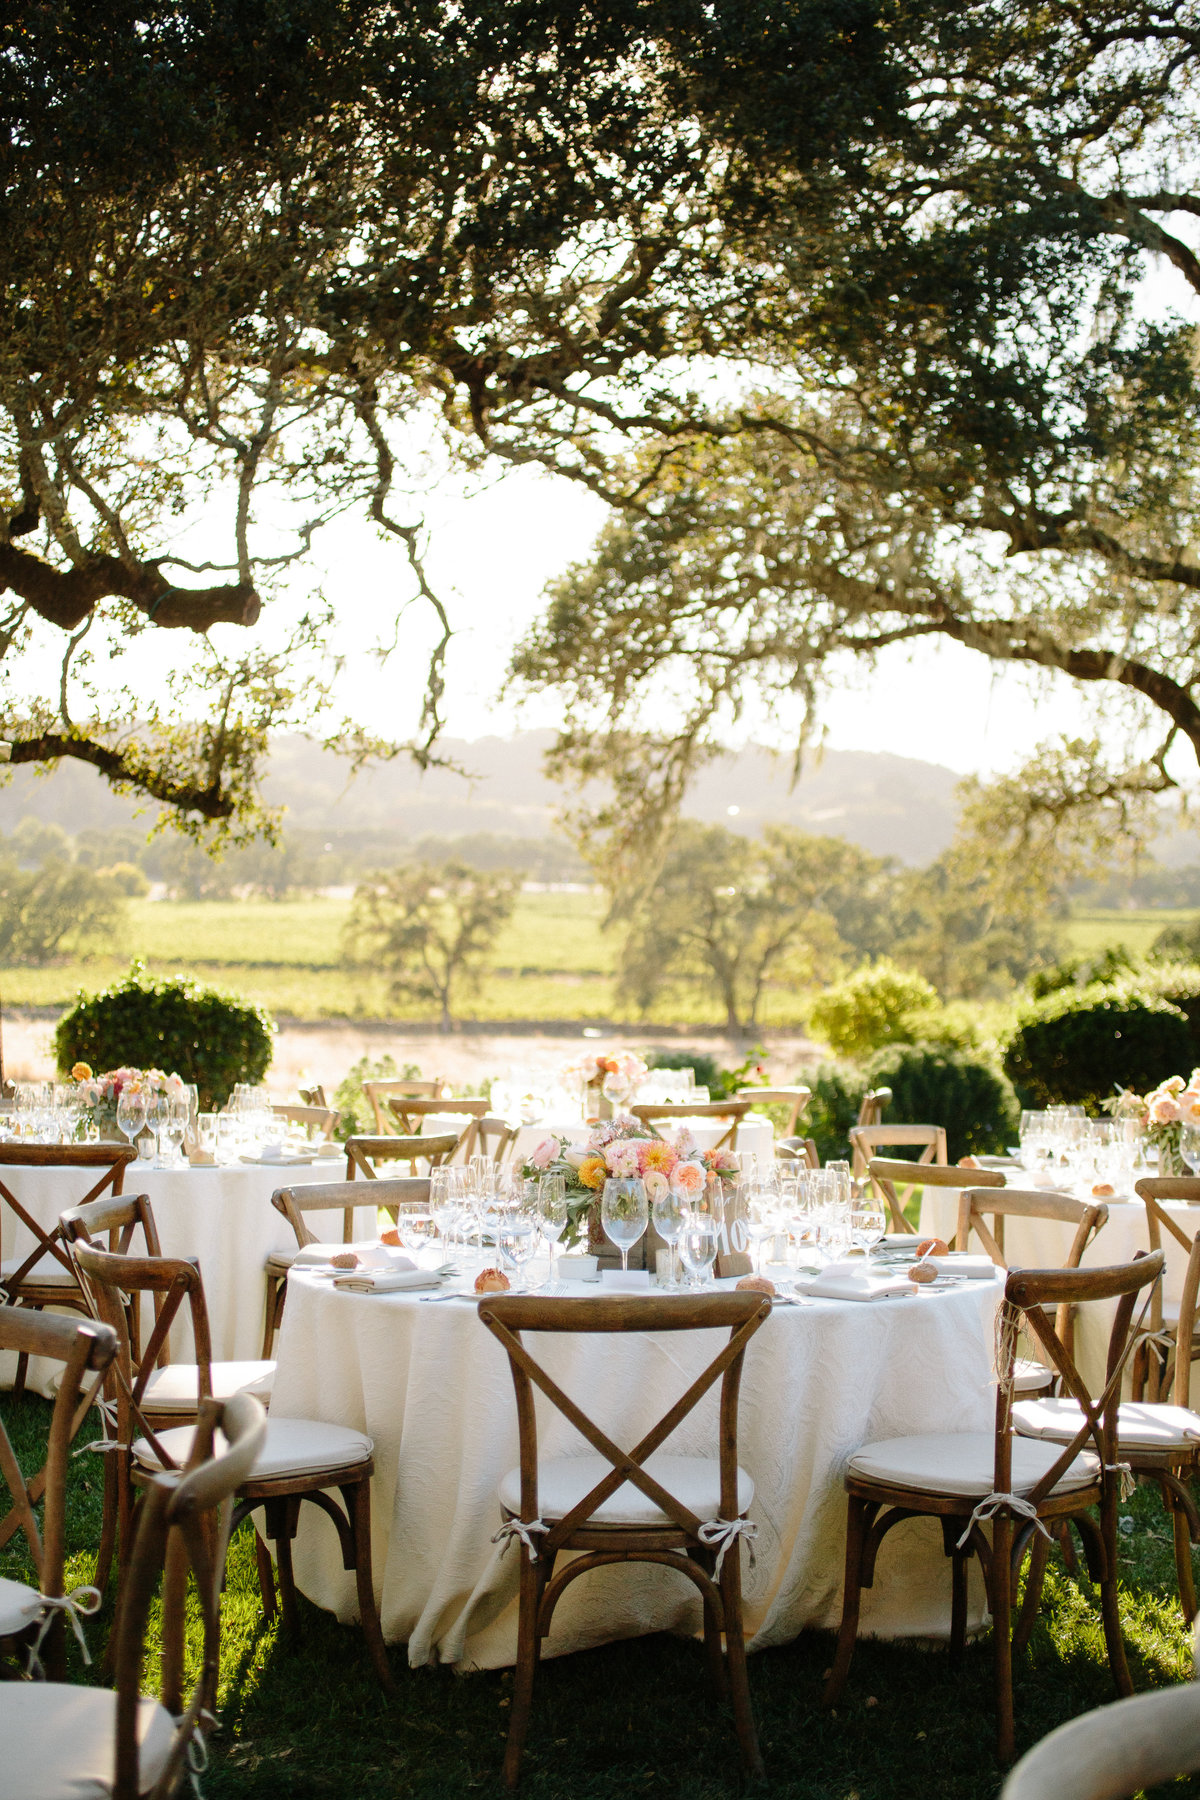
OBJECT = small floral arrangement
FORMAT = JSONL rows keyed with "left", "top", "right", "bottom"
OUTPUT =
{"left": 523, "top": 1115, "right": 737, "bottom": 1246}
{"left": 1103, "top": 1072, "right": 1200, "bottom": 1173}
{"left": 77, "top": 1067, "right": 186, "bottom": 1132}
{"left": 562, "top": 1049, "right": 649, "bottom": 1095}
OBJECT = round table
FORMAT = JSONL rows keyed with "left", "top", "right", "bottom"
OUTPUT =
{"left": 269, "top": 1268, "right": 1002, "bottom": 1668}
{"left": 0, "top": 1155, "right": 376, "bottom": 1390}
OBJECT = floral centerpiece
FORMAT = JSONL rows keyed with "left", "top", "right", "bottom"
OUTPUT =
{"left": 74, "top": 1065, "right": 187, "bottom": 1136}
{"left": 522, "top": 1114, "right": 739, "bottom": 1248}
{"left": 561, "top": 1049, "right": 649, "bottom": 1117}
{"left": 1103, "top": 1072, "right": 1200, "bottom": 1175}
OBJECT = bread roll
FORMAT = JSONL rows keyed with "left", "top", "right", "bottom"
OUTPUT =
{"left": 474, "top": 1267, "right": 511, "bottom": 1294}
{"left": 736, "top": 1274, "right": 776, "bottom": 1296}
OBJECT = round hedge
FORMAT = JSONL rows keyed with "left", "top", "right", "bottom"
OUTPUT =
{"left": 863, "top": 1043, "right": 1019, "bottom": 1162}
{"left": 1002, "top": 984, "right": 1192, "bottom": 1111}
{"left": 54, "top": 963, "right": 273, "bottom": 1109}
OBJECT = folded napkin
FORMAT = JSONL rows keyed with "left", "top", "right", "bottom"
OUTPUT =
{"left": 795, "top": 1267, "right": 915, "bottom": 1302}
{"left": 925, "top": 1254, "right": 997, "bottom": 1279}
{"left": 293, "top": 1242, "right": 416, "bottom": 1272}
{"left": 332, "top": 1268, "right": 443, "bottom": 1294}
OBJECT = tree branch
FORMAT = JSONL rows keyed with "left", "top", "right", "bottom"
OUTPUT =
{"left": 0, "top": 542, "right": 260, "bottom": 633}
{"left": 3, "top": 734, "right": 235, "bottom": 818}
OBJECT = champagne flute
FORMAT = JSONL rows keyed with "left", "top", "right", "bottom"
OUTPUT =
{"left": 601, "top": 1178, "right": 648, "bottom": 1274}
{"left": 538, "top": 1174, "right": 568, "bottom": 1285}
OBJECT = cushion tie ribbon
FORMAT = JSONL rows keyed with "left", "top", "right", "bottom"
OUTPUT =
{"left": 492, "top": 1518, "right": 549, "bottom": 1562}
{"left": 956, "top": 1493, "right": 1053, "bottom": 1550}
{"left": 697, "top": 1516, "right": 758, "bottom": 1579}
{"left": 26, "top": 1584, "right": 102, "bottom": 1678}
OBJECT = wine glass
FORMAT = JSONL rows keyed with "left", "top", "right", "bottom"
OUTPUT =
{"left": 651, "top": 1188, "right": 686, "bottom": 1289}
{"left": 116, "top": 1087, "right": 147, "bottom": 1154}
{"left": 498, "top": 1204, "right": 540, "bottom": 1292}
{"left": 679, "top": 1215, "right": 719, "bottom": 1287}
{"left": 850, "top": 1194, "right": 887, "bottom": 1259}
{"left": 143, "top": 1091, "right": 169, "bottom": 1165}
{"left": 163, "top": 1096, "right": 189, "bottom": 1166}
{"left": 601, "top": 1178, "right": 648, "bottom": 1274}
{"left": 538, "top": 1174, "right": 568, "bottom": 1285}
{"left": 1183, "top": 1126, "right": 1200, "bottom": 1175}
{"left": 394, "top": 1200, "right": 439, "bottom": 1264}
{"left": 429, "top": 1167, "right": 463, "bottom": 1261}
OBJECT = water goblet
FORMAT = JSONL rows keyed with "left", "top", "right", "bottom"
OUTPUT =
{"left": 429, "top": 1167, "right": 463, "bottom": 1260}
{"left": 679, "top": 1215, "right": 719, "bottom": 1287}
{"left": 498, "top": 1206, "right": 540, "bottom": 1292}
{"left": 163, "top": 1096, "right": 189, "bottom": 1166}
{"left": 116, "top": 1087, "right": 147, "bottom": 1155}
{"left": 651, "top": 1187, "right": 686, "bottom": 1289}
{"left": 600, "top": 1177, "right": 648, "bottom": 1275}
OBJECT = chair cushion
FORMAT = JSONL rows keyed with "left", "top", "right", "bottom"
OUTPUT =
{"left": 0, "top": 1575, "right": 43, "bottom": 1635}
{"left": 265, "top": 1247, "right": 297, "bottom": 1270}
{"left": 142, "top": 1361, "right": 275, "bottom": 1411}
{"left": 498, "top": 1453, "right": 753, "bottom": 1528}
{"left": 0, "top": 1682, "right": 174, "bottom": 1798}
{"left": 1014, "top": 1397, "right": 1200, "bottom": 1452}
{"left": 1, "top": 1253, "right": 78, "bottom": 1288}
{"left": 134, "top": 1416, "right": 373, "bottom": 1482}
{"left": 848, "top": 1431, "right": 1099, "bottom": 1498}
{"left": 1012, "top": 1358, "right": 1056, "bottom": 1395}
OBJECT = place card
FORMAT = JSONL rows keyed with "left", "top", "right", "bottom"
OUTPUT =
{"left": 600, "top": 1269, "right": 651, "bottom": 1292}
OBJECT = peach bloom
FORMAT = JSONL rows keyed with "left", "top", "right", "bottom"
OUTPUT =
{"left": 672, "top": 1160, "right": 705, "bottom": 1196}
{"left": 1179, "top": 1090, "right": 1200, "bottom": 1126}
{"left": 644, "top": 1170, "right": 669, "bottom": 1203}
{"left": 578, "top": 1155, "right": 608, "bottom": 1190}
{"left": 638, "top": 1141, "right": 677, "bottom": 1176}
{"left": 1164, "top": 1076, "right": 1187, "bottom": 1094}
{"left": 530, "top": 1138, "right": 558, "bottom": 1170}
{"left": 1150, "top": 1094, "right": 1182, "bottom": 1124}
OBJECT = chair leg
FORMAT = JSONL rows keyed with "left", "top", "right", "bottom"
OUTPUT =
{"left": 721, "top": 1557, "right": 764, "bottom": 1779}
{"left": 1094, "top": 1495, "right": 1134, "bottom": 1699}
{"left": 949, "top": 1549, "right": 969, "bottom": 1665}
{"left": 349, "top": 1477, "right": 394, "bottom": 1693}
{"left": 823, "top": 1495, "right": 869, "bottom": 1707}
{"left": 992, "top": 1515, "right": 1015, "bottom": 1766}
{"left": 1013, "top": 1531, "right": 1050, "bottom": 1656}
{"left": 261, "top": 1274, "right": 285, "bottom": 1359}
{"left": 1173, "top": 1500, "right": 1198, "bottom": 1623}
{"left": 504, "top": 1553, "right": 544, "bottom": 1790}
{"left": 12, "top": 1348, "right": 29, "bottom": 1402}
{"left": 93, "top": 1451, "right": 119, "bottom": 1594}
{"left": 254, "top": 1527, "right": 277, "bottom": 1622}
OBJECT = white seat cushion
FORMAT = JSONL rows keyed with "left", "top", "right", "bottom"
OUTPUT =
{"left": 1, "top": 1253, "right": 78, "bottom": 1288}
{"left": 498, "top": 1453, "right": 753, "bottom": 1528}
{"left": 134, "top": 1416, "right": 372, "bottom": 1482}
{"left": 1015, "top": 1397, "right": 1200, "bottom": 1452}
{"left": 1012, "top": 1358, "right": 1056, "bottom": 1395}
{"left": 848, "top": 1431, "right": 1099, "bottom": 1498}
{"left": 0, "top": 1681, "right": 173, "bottom": 1798}
{"left": 142, "top": 1361, "right": 275, "bottom": 1411}
{"left": 0, "top": 1575, "right": 44, "bottom": 1635}
{"left": 265, "top": 1247, "right": 297, "bottom": 1270}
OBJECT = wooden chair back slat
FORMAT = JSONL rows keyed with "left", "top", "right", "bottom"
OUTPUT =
{"left": 361, "top": 1078, "right": 446, "bottom": 1134}
{"left": 0, "top": 1144, "right": 136, "bottom": 1301}
{"left": 271, "top": 1103, "right": 340, "bottom": 1140}
{"left": 777, "top": 1136, "right": 820, "bottom": 1169}
{"left": 956, "top": 1188, "right": 1108, "bottom": 1343}
{"left": 736, "top": 1087, "right": 811, "bottom": 1138}
{"left": 473, "top": 1115, "right": 520, "bottom": 1165}
{"left": 857, "top": 1137, "right": 952, "bottom": 1232}
{"left": 856, "top": 1087, "right": 891, "bottom": 1129}
{"left": 631, "top": 1101, "right": 752, "bottom": 1152}
{"left": 345, "top": 1132, "right": 461, "bottom": 1181}
{"left": 384, "top": 1096, "right": 489, "bottom": 1159}
{"left": 272, "top": 1177, "right": 430, "bottom": 1245}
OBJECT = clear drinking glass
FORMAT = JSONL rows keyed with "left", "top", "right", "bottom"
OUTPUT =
{"left": 116, "top": 1088, "right": 147, "bottom": 1153}
{"left": 679, "top": 1215, "right": 719, "bottom": 1287}
{"left": 600, "top": 1177, "right": 648, "bottom": 1274}
{"left": 163, "top": 1096, "right": 189, "bottom": 1165}
{"left": 1183, "top": 1126, "right": 1200, "bottom": 1175}
{"left": 394, "top": 1200, "right": 439, "bottom": 1263}
{"left": 851, "top": 1195, "right": 887, "bottom": 1258}
{"left": 498, "top": 1206, "right": 539, "bottom": 1291}
{"left": 143, "top": 1091, "right": 169, "bottom": 1165}
{"left": 538, "top": 1174, "right": 568, "bottom": 1284}
{"left": 652, "top": 1188, "right": 686, "bottom": 1288}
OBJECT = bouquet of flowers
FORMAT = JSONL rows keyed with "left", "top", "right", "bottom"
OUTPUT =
{"left": 1103, "top": 1072, "right": 1200, "bottom": 1174}
{"left": 74, "top": 1066, "right": 186, "bottom": 1133}
{"left": 522, "top": 1115, "right": 738, "bottom": 1247}
{"left": 561, "top": 1048, "right": 649, "bottom": 1114}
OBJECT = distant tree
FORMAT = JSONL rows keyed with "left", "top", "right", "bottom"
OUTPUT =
{"left": 344, "top": 862, "right": 518, "bottom": 1031}
{"left": 0, "top": 855, "right": 124, "bottom": 964}
{"left": 888, "top": 850, "right": 1064, "bottom": 999}
{"left": 617, "top": 823, "right": 876, "bottom": 1033}
{"left": 808, "top": 961, "right": 940, "bottom": 1062}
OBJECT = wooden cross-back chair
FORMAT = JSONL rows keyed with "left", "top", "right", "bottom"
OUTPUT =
{"left": 824, "top": 1249, "right": 1164, "bottom": 1764}
{"left": 473, "top": 1115, "right": 520, "bottom": 1166}
{"left": 298, "top": 1083, "right": 329, "bottom": 1109}
{"left": 630, "top": 1100, "right": 752, "bottom": 1153}
{"left": 856, "top": 1087, "right": 891, "bottom": 1128}
{"left": 776, "top": 1137, "right": 820, "bottom": 1169}
{"left": 735, "top": 1086, "right": 811, "bottom": 1138}
{"left": 850, "top": 1123, "right": 947, "bottom": 1186}
{"left": 866, "top": 1156, "right": 1003, "bottom": 1237}
{"left": 70, "top": 1235, "right": 392, "bottom": 1691}
{"left": 384, "top": 1095, "right": 489, "bottom": 1158}
{"left": 261, "top": 1176, "right": 431, "bottom": 1355}
{"left": 61, "top": 1192, "right": 275, "bottom": 1592}
{"left": 0, "top": 1307, "right": 118, "bottom": 1682}
{"left": 345, "top": 1131, "right": 460, "bottom": 1181}
{"left": 361, "top": 1078, "right": 445, "bottom": 1134}
{"left": 0, "top": 1143, "right": 136, "bottom": 1398}
{"left": 1015, "top": 1228, "right": 1200, "bottom": 1623}
{"left": 271, "top": 1103, "right": 340, "bottom": 1141}
{"left": 1131, "top": 1176, "right": 1200, "bottom": 1401}
{"left": 0, "top": 1389, "right": 267, "bottom": 1800}
{"left": 478, "top": 1289, "right": 771, "bottom": 1788}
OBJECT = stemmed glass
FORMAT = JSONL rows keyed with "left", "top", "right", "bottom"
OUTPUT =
{"left": 429, "top": 1168, "right": 462, "bottom": 1262}
{"left": 116, "top": 1087, "right": 147, "bottom": 1155}
{"left": 651, "top": 1187, "right": 686, "bottom": 1289}
{"left": 850, "top": 1193, "right": 887, "bottom": 1260}
{"left": 1183, "top": 1126, "right": 1200, "bottom": 1175}
{"left": 143, "top": 1091, "right": 169, "bottom": 1165}
{"left": 394, "top": 1199, "right": 439, "bottom": 1265}
{"left": 498, "top": 1201, "right": 540, "bottom": 1292}
{"left": 162, "top": 1096, "right": 189, "bottom": 1166}
{"left": 601, "top": 1178, "right": 648, "bottom": 1274}
{"left": 679, "top": 1215, "right": 719, "bottom": 1287}
{"left": 538, "top": 1174, "right": 568, "bottom": 1286}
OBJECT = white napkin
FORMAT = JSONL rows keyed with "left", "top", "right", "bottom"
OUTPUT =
{"left": 332, "top": 1268, "right": 443, "bottom": 1294}
{"left": 795, "top": 1268, "right": 915, "bottom": 1302}
{"left": 926, "top": 1254, "right": 997, "bottom": 1279}
{"left": 293, "top": 1242, "right": 416, "bottom": 1272}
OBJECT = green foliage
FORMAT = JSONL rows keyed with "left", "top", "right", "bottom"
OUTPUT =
{"left": 808, "top": 960, "right": 940, "bottom": 1061}
{"left": 1002, "top": 984, "right": 1194, "bottom": 1111}
{"left": 344, "top": 862, "right": 519, "bottom": 1030}
{"left": 0, "top": 856, "right": 125, "bottom": 966}
{"left": 53, "top": 962, "right": 273, "bottom": 1109}
{"left": 644, "top": 1045, "right": 770, "bottom": 1100}
{"left": 1028, "top": 946, "right": 1142, "bottom": 999}
{"left": 1152, "top": 917, "right": 1200, "bottom": 963}
{"left": 804, "top": 1063, "right": 870, "bottom": 1165}
{"left": 331, "top": 1053, "right": 423, "bottom": 1141}
{"left": 864, "top": 1043, "right": 1019, "bottom": 1163}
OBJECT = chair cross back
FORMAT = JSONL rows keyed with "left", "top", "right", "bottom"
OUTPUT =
{"left": 630, "top": 1101, "right": 751, "bottom": 1152}
{"left": 361, "top": 1078, "right": 446, "bottom": 1134}
{"left": 736, "top": 1087, "right": 811, "bottom": 1138}
{"left": 473, "top": 1115, "right": 519, "bottom": 1165}
{"left": 271, "top": 1103, "right": 340, "bottom": 1140}
{"left": 958, "top": 1187, "right": 1106, "bottom": 1271}
{"left": 384, "top": 1096, "right": 489, "bottom": 1158}
{"left": 1134, "top": 1176, "right": 1200, "bottom": 1257}
{"left": 272, "top": 1176, "right": 430, "bottom": 1245}
{"left": 850, "top": 1124, "right": 947, "bottom": 1180}
{"left": 867, "top": 1156, "right": 1003, "bottom": 1237}
{"left": 0, "top": 1143, "right": 135, "bottom": 1299}
{"left": 345, "top": 1132, "right": 460, "bottom": 1180}
{"left": 856, "top": 1087, "right": 891, "bottom": 1128}
{"left": 478, "top": 1292, "right": 770, "bottom": 1551}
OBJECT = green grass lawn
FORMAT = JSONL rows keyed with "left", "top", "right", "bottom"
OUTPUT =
{"left": 2, "top": 1391, "right": 1198, "bottom": 1800}
{"left": 1065, "top": 907, "right": 1200, "bottom": 960}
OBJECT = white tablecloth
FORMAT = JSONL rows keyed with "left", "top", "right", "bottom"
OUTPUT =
{"left": 269, "top": 1270, "right": 1001, "bottom": 1668}
{"left": 0, "top": 1157, "right": 377, "bottom": 1389}
{"left": 919, "top": 1183, "right": 1194, "bottom": 1397}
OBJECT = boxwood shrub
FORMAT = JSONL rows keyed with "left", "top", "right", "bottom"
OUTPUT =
{"left": 863, "top": 1042, "right": 1019, "bottom": 1163}
{"left": 1002, "top": 983, "right": 1193, "bottom": 1111}
{"left": 54, "top": 962, "right": 273, "bottom": 1109}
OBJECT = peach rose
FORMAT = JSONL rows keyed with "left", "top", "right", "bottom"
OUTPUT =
{"left": 672, "top": 1160, "right": 705, "bottom": 1196}
{"left": 1150, "top": 1094, "right": 1182, "bottom": 1125}
{"left": 530, "top": 1137, "right": 558, "bottom": 1170}
{"left": 70, "top": 1062, "right": 93, "bottom": 1082}
{"left": 1179, "top": 1090, "right": 1200, "bottom": 1126}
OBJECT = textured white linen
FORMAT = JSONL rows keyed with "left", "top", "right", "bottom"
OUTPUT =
{"left": 919, "top": 1186, "right": 1193, "bottom": 1397}
{"left": 0, "top": 1158, "right": 377, "bottom": 1392}
{"left": 269, "top": 1269, "right": 1002, "bottom": 1668}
